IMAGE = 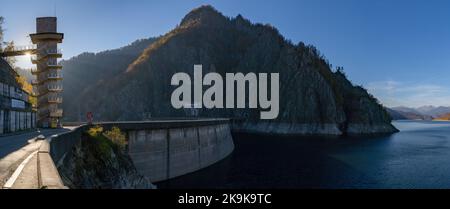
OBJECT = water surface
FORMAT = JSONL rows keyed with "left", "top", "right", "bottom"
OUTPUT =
{"left": 157, "top": 121, "right": 450, "bottom": 189}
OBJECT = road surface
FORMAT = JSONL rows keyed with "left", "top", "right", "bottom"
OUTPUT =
{"left": 0, "top": 128, "right": 71, "bottom": 187}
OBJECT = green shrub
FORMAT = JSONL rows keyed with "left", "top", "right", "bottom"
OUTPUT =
{"left": 87, "top": 125, "right": 103, "bottom": 137}
{"left": 84, "top": 126, "right": 112, "bottom": 157}
{"left": 104, "top": 126, "right": 127, "bottom": 149}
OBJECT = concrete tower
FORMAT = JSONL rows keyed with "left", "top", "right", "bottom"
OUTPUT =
{"left": 30, "top": 17, "right": 64, "bottom": 128}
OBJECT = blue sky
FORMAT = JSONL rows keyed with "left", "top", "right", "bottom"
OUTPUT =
{"left": 1, "top": 0, "right": 450, "bottom": 107}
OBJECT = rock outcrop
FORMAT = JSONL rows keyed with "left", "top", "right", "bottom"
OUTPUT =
{"left": 58, "top": 130, "right": 155, "bottom": 189}
{"left": 61, "top": 5, "right": 397, "bottom": 135}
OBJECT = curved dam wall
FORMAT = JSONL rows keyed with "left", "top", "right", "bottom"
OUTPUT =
{"left": 50, "top": 119, "right": 234, "bottom": 184}
{"left": 126, "top": 123, "right": 234, "bottom": 182}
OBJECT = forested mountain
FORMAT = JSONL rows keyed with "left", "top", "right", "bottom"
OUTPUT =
{"left": 61, "top": 38, "right": 157, "bottom": 121}
{"left": 61, "top": 5, "right": 397, "bottom": 135}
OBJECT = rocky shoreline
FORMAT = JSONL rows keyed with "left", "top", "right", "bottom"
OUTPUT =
{"left": 232, "top": 121, "right": 398, "bottom": 136}
{"left": 232, "top": 122, "right": 343, "bottom": 135}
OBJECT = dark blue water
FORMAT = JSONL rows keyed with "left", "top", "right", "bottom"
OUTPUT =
{"left": 157, "top": 121, "right": 450, "bottom": 189}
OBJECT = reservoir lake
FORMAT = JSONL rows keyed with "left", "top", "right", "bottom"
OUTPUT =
{"left": 157, "top": 121, "right": 450, "bottom": 189}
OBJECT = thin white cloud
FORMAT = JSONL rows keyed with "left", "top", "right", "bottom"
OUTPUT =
{"left": 367, "top": 80, "right": 450, "bottom": 108}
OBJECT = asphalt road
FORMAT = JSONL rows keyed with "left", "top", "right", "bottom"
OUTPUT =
{"left": 0, "top": 128, "right": 70, "bottom": 159}
{"left": 0, "top": 128, "right": 74, "bottom": 188}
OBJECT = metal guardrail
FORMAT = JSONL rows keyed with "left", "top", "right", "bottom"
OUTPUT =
{"left": 47, "top": 85, "right": 63, "bottom": 91}
{"left": 2, "top": 45, "right": 37, "bottom": 52}
{"left": 50, "top": 109, "right": 63, "bottom": 117}
{"left": 47, "top": 62, "right": 62, "bottom": 67}
{"left": 46, "top": 48, "right": 62, "bottom": 54}
{"left": 48, "top": 96, "right": 63, "bottom": 103}
{"left": 30, "top": 49, "right": 62, "bottom": 62}
{"left": 31, "top": 74, "right": 62, "bottom": 85}
{"left": 47, "top": 73, "right": 62, "bottom": 79}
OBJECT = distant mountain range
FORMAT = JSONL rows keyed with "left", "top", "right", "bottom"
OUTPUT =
{"left": 387, "top": 106, "right": 450, "bottom": 120}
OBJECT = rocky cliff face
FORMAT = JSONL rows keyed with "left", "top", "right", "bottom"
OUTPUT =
{"left": 58, "top": 131, "right": 155, "bottom": 189}
{"left": 62, "top": 5, "right": 397, "bottom": 135}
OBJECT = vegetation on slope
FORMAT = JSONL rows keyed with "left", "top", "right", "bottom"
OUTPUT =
{"left": 59, "top": 125, "right": 153, "bottom": 189}
{"left": 16, "top": 75, "right": 36, "bottom": 107}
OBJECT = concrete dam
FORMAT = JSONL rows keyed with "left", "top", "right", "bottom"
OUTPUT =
{"left": 41, "top": 119, "right": 234, "bottom": 188}
{"left": 126, "top": 121, "right": 234, "bottom": 182}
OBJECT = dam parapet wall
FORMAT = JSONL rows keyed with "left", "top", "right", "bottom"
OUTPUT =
{"left": 46, "top": 119, "right": 234, "bottom": 187}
